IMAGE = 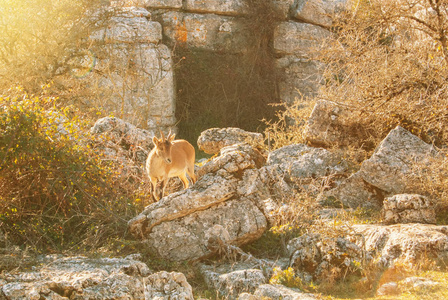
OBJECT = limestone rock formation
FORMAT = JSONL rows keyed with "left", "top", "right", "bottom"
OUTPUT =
{"left": 90, "top": 116, "right": 154, "bottom": 166}
{"left": 291, "top": 0, "right": 350, "bottom": 27}
{"left": 274, "top": 21, "right": 331, "bottom": 57}
{"left": 89, "top": 7, "right": 161, "bottom": 43}
{"left": 321, "top": 172, "right": 384, "bottom": 210}
{"left": 287, "top": 234, "right": 367, "bottom": 282}
{"left": 183, "top": 0, "right": 249, "bottom": 16}
{"left": 353, "top": 224, "right": 448, "bottom": 267}
{"left": 239, "top": 284, "right": 317, "bottom": 299}
{"left": 276, "top": 56, "right": 326, "bottom": 104}
{"left": 197, "top": 127, "right": 264, "bottom": 155}
{"left": 266, "top": 144, "right": 348, "bottom": 178}
{"left": 323, "top": 126, "right": 438, "bottom": 209}
{"left": 145, "top": 0, "right": 183, "bottom": 9}
{"left": 145, "top": 271, "right": 194, "bottom": 299}
{"left": 128, "top": 143, "right": 271, "bottom": 261}
{"left": 382, "top": 194, "right": 436, "bottom": 225}
{"left": 303, "top": 99, "right": 360, "bottom": 147}
{"left": 201, "top": 266, "right": 267, "bottom": 299}
{"left": 65, "top": 6, "right": 176, "bottom": 131}
{"left": 0, "top": 255, "right": 194, "bottom": 300}
{"left": 359, "top": 126, "right": 438, "bottom": 194}
{"left": 157, "top": 11, "right": 250, "bottom": 53}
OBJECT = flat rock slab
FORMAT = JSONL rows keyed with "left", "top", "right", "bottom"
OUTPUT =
{"left": 90, "top": 7, "right": 162, "bottom": 44}
{"left": 0, "top": 256, "right": 193, "bottom": 300}
{"left": 267, "top": 143, "right": 348, "bottom": 179}
{"left": 239, "top": 284, "right": 317, "bottom": 300}
{"left": 159, "top": 11, "right": 250, "bottom": 53}
{"left": 197, "top": 127, "right": 264, "bottom": 155}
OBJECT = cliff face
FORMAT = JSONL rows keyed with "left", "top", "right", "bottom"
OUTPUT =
{"left": 71, "top": 0, "right": 348, "bottom": 132}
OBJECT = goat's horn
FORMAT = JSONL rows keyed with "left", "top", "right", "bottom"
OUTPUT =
{"left": 159, "top": 129, "right": 165, "bottom": 141}
{"left": 167, "top": 129, "right": 172, "bottom": 140}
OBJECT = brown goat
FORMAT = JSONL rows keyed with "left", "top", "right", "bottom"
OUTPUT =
{"left": 146, "top": 130, "right": 196, "bottom": 201}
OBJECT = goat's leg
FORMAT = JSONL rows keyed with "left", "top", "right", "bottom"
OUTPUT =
{"left": 179, "top": 173, "right": 189, "bottom": 189}
{"left": 160, "top": 178, "right": 170, "bottom": 199}
{"left": 149, "top": 177, "right": 159, "bottom": 202}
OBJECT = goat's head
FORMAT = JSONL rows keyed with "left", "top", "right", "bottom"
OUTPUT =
{"left": 152, "top": 130, "right": 175, "bottom": 164}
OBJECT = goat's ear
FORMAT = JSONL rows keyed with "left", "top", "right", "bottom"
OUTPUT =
{"left": 168, "top": 133, "right": 175, "bottom": 142}
{"left": 152, "top": 136, "right": 159, "bottom": 146}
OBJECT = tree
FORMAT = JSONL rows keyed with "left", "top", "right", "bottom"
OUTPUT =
{"left": 0, "top": 0, "right": 104, "bottom": 92}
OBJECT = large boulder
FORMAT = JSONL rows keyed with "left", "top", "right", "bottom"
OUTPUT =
{"left": 266, "top": 143, "right": 349, "bottom": 181}
{"left": 90, "top": 116, "right": 153, "bottom": 165}
{"left": 128, "top": 144, "right": 272, "bottom": 261}
{"left": 354, "top": 224, "right": 448, "bottom": 267}
{"left": 382, "top": 194, "right": 436, "bottom": 225}
{"left": 359, "top": 126, "right": 438, "bottom": 194}
{"left": 197, "top": 127, "right": 264, "bottom": 155}
{"left": 0, "top": 255, "right": 194, "bottom": 300}
{"left": 303, "top": 100, "right": 362, "bottom": 147}
{"left": 322, "top": 126, "right": 439, "bottom": 209}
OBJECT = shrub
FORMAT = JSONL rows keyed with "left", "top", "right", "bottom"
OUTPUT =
{"left": 320, "top": 0, "right": 448, "bottom": 148}
{"left": 0, "top": 88, "right": 141, "bottom": 252}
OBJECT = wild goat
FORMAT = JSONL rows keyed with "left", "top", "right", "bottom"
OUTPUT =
{"left": 146, "top": 130, "right": 196, "bottom": 201}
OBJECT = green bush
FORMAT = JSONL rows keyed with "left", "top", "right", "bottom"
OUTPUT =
{"left": 0, "top": 88, "right": 140, "bottom": 252}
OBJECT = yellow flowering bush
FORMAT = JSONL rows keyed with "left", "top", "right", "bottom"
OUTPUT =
{"left": 0, "top": 89, "right": 140, "bottom": 251}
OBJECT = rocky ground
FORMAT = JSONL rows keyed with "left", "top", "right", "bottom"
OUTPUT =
{"left": 1, "top": 100, "right": 448, "bottom": 299}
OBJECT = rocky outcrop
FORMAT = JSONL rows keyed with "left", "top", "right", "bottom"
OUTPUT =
{"left": 239, "top": 284, "right": 317, "bottom": 300}
{"left": 274, "top": 21, "right": 331, "bottom": 57}
{"left": 322, "top": 125, "right": 438, "bottom": 209}
{"left": 90, "top": 116, "right": 154, "bottom": 168}
{"left": 359, "top": 126, "right": 438, "bottom": 195}
{"left": 291, "top": 0, "right": 350, "bottom": 27}
{"left": 128, "top": 143, "right": 271, "bottom": 261}
{"left": 197, "top": 127, "right": 264, "bottom": 155}
{"left": 63, "top": 6, "right": 176, "bottom": 131}
{"left": 266, "top": 144, "right": 348, "bottom": 179}
{"left": 201, "top": 266, "right": 267, "bottom": 299}
{"left": 353, "top": 224, "right": 448, "bottom": 267}
{"left": 157, "top": 11, "right": 250, "bottom": 53}
{"left": 287, "top": 234, "right": 367, "bottom": 282}
{"left": 382, "top": 194, "right": 436, "bottom": 225}
{"left": 274, "top": 21, "right": 331, "bottom": 104}
{"left": 0, "top": 255, "right": 193, "bottom": 300}
{"left": 303, "top": 100, "right": 360, "bottom": 147}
